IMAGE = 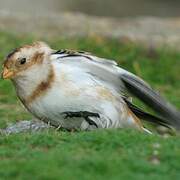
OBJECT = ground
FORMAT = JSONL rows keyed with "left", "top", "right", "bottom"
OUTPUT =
{"left": 0, "top": 32, "right": 179, "bottom": 179}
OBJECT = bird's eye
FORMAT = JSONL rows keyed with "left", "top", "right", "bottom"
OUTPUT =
{"left": 20, "top": 58, "right": 26, "bottom": 65}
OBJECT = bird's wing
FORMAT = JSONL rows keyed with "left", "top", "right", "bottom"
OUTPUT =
{"left": 51, "top": 49, "right": 123, "bottom": 91}
{"left": 51, "top": 50, "right": 180, "bottom": 129}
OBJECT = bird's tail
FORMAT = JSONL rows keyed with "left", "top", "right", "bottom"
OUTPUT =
{"left": 120, "top": 72, "right": 180, "bottom": 129}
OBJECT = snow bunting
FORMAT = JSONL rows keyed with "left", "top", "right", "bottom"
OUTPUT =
{"left": 1, "top": 42, "right": 180, "bottom": 132}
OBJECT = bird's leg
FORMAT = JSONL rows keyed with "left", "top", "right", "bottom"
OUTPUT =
{"left": 62, "top": 111, "right": 99, "bottom": 118}
{"left": 62, "top": 111, "right": 82, "bottom": 118}
{"left": 84, "top": 116, "right": 98, "bottom": 128}
{"left": 62, "top": 111, "right": 99, "bottom": 128}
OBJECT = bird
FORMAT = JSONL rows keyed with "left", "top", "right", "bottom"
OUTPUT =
{"left": 1, "top": 41, "right": 180, "bottom": 133}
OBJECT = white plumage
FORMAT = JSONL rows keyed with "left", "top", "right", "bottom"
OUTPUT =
{"left": 2, "top": 42, "right": 180, "bottom": 132}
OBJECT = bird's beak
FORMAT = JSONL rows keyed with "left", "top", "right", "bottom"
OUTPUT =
{"left": 1, "top": 67, "right": 14, "bottom": 79}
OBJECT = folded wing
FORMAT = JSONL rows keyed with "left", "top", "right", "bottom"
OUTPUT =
{"left": 52, "top": 50, "right": 180, "bottom": 129}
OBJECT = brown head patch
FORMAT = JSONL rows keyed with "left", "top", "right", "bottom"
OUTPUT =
{"left": 31, "top": 52, "right": 44, "bottom": 65}
{"left": 6, "top": 48, "right": 19, "bottom": 59}
{"left": 3, "top": 48, "right": 19, "bottom": 68}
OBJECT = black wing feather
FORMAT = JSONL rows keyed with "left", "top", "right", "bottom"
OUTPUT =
{"left": 124, "top": 98, "right": 171, "bottom": 128}
{"left": 121, "top": 73, "right": 180, "bottom": 129}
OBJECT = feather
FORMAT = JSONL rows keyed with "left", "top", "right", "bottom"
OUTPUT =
{"left": 124, "top": 98, "right": 171, "bottom": 128}
{"left": 120, "top": 73, "right": 180, "bottom": 129}
{"left": 51, "top": 50, "right": 180, "bottom": 129}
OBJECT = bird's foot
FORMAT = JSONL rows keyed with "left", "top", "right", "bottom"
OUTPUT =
{"left": 61, "top": 111, "right": 99, "bottom": 128}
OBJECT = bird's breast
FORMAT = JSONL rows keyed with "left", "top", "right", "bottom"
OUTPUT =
{"left": 22, "top": 62, "right": 139, "bottom": 129}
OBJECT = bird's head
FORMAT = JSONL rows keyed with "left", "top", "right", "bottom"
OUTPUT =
{"left": 1, "top": 41, "right": 53, "bottom": 80}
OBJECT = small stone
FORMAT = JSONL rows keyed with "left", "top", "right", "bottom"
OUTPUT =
{"left": 149, "top": 155, "right": 160, "bottom": 165}
{"left": 156, "top": 126, "right": 170, "bottom": 135}
{"left": 152, "top": 143, "right": 161, "bottom": 149}
{"left": 0, "top": 120, "right": 53, "bottom": 135}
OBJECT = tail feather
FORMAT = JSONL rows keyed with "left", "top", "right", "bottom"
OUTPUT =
{"left": 120, "top": 73, "right": 180, "bottom": 129}
{"left": 124, "top": 98, "right": 171, "bottom": 128}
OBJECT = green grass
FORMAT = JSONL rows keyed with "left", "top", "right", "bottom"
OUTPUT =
{"left": 0, "top": 32, "right": 180, "bottom": 179}
{"left": 0, "top": 130, "right": 180, "bottom": 180}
